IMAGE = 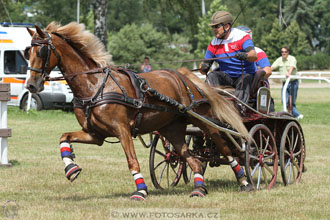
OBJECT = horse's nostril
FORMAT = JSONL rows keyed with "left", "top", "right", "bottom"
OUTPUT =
{"left": 27, "top": 84, "right": 37, "bottom": 93}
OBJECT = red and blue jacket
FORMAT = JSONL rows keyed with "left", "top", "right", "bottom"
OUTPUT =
{"left": 255, "top": 47, "right": 270, "bottom": 69}
{"left": 204, "top": 28, "right": 257, "bottom": 78}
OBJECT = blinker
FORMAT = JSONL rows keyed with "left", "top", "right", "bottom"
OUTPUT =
{"left": 24, "top": 46, "right": 31, "bottom": 60}
{"left": 37, "top": 45, "right": 49, "bottom": 59}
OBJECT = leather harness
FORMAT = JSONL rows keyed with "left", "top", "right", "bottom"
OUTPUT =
{"left": 28, "top": 30, "right": 208, "bottom": 139}
{"left": 71, "top": 67, "right": 208, "bottom": 138}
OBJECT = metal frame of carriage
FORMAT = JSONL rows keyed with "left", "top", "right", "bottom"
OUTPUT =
{"left": 139, "top": 86, "right": 306, "bottom": 191}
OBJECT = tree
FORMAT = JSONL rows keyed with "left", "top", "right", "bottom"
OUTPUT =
{"left": 93, "top": 0, "right": 108, "bottom": 48}
{"left": 141, "top": 0, "right": 216, "bottom": 50}
{"left": 285, "top": 20, "right": 311, "bottom": 55}
{"left": 0, "top": 0, "right": 93, "bottom": 28}
{"left": 108, "top": 23, "right": 194, "bottom": 70}
{"left": 24, "top": 0, "right": 82, "bottom": 27}
{"left": 107, "top": 0, "right": 145, "bottom": 33}
{"left": 0, "top": 0, "right": 29, "bottom": 23}
{"left": 194, "top": 0, "right": 227, "bottom": 57}
{"left": 260, "top": 19, "right": 311, "bottom": 62}
{"left": 283, "top": 0, "right": 315, "bottom": 49}
{"left": 313, "top": 0, "right": 330, "bottom": 52}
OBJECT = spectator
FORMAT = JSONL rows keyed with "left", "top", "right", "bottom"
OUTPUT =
{"left": 271, "top": 46, "right": 303, "bottom": 119}
{"left": 140, "top": 57, "right": 152, "bottom": 73}
{"left": 200, "top": 11, "right": 257, "bottom": 103}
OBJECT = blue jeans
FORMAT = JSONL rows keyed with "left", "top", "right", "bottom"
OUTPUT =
{"left": 282, "top": 80, "right": 301, "bottom": 117}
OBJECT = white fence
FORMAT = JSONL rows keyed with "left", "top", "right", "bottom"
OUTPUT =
{"left": 270, "top": 72, "right": 330, "bottom": 112}
{"left": 0, "top": 83, "right": 11, "bottom": 166}
{"left": 195, "top": 71, "right": 330, "bottom": 112}
{"left": 271, "top": 71, "right": 330, "bottom": 84}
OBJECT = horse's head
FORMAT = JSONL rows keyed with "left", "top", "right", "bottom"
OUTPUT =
{"left": 25, "top": 26, "right": 60, "bottom": 93}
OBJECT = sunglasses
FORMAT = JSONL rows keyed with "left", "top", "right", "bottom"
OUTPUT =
{"left": 281, "top": 51, "right": 288, "bottom": 53}
{"left": 211, "top": 23, "right": 223, "bottom": 29}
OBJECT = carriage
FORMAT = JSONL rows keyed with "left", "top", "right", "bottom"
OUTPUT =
{"left": 142, "top": 81, "right": 306, "bottom": 191}
{"left": 24, "top": 22, "right": 306, "bottom": 200}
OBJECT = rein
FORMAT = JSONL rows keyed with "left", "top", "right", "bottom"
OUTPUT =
{"left": 46, "top": 56, "right": 237, "bottom": 82}
{"left": 45, "top": 66, "right": 119, "bottom": 81}
{"left": 122, "top": 56, "right": 236, "bottom": 70}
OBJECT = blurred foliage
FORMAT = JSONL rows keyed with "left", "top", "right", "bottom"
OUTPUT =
{"left": 194, "top": 0, "right": 227, "bottom": 57}
{"left": 260, "top": 20, "right": 311, "bottom": 62}
{"left": 1, "top": 0, "right": 329, "bottom": 70}
{"left": 297, "top": 52, "right": 330, "bottom": 70}
{"left": 108, "top": 23, "right": 194, "bottom": 70}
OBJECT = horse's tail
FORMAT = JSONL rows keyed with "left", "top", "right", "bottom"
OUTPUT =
{"left": 177, "top": 67, "right": 250, "bottom": 140}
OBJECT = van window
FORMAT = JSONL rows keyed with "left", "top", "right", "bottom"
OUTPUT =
{"left": 4, "top": 50, "right": 28, "bottom": 74}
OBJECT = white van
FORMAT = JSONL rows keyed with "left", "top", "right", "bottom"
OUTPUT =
{"left": 0, "top": 22, "right": 73, "bottom": 110}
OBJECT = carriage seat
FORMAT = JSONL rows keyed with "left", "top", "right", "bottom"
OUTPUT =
{"left": 212, "top": 69, "right": 273, "bottom": 113}
{"left": 250, "top": 69, "right": 266, "bottom": 100}
{"left": 212, "top": 69, "right": 266, "bottom": 101}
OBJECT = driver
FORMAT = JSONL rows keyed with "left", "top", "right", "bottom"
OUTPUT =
{"left": 200, "top": 11, "right": 258, "bottom": 103}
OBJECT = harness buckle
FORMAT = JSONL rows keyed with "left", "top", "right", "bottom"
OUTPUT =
{"left": 80, "top": 99, "right": 91, "bottom": 106}
{"left": 133, "top": 99, "right": 143, "bottom": 108}
{"left": 140, "top": 82, "right": 148, "bottom": 93}
{"left": 48, "top": 38, "right": 55, "bottom": 49}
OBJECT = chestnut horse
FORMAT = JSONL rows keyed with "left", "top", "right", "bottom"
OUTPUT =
{"left": 25, "top": 22, "right": 253, "bottom": 200}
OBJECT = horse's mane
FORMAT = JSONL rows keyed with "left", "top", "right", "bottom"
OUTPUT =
{"left": 45, "top": 22, "right": 112, "bottom": 67}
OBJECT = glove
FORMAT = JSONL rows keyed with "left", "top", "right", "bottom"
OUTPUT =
{"left": 199, "top": 62, "right": 211, "bottom": 75}
{"left": 235, "top": 52, "right": 248, "bottom": 61}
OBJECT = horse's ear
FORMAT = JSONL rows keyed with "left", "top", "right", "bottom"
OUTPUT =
{"left": 26, "top": 27, "right": 35, "bottom": 37}
{"left": 35, "top": 25, "right": 46, "bottom": 38}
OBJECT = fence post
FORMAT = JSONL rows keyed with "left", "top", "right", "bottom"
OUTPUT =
{"left": 0, "top": 83, "right": 12, "bottom": 166}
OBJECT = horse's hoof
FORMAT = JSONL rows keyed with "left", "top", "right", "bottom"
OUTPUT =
{"left": 240, "top": 183, "right": 254, "bottom": 192}
{"left": 302, "top": 164, "right": 307, "bottom": 173}
{"left": 65, "top": 163, "right": 82, "bottom": 182}
{"left": 130, "top": 191, "right": 147, "bottom": 201}
{"left": 190, "top": 187, "right": 207, "bottom": 198}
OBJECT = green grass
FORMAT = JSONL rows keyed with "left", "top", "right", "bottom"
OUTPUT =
{"left": 1, "top": 87, "right": 330, "bottom": 220}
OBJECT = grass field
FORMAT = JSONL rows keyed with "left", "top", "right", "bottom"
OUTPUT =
{"left": 1, "top": 87, "right": 330, "bottom": 220}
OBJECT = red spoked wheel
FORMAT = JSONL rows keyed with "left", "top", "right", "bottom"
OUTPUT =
{"left": 149, "top": 134, "right": 184, "bottom": 189}
{"left": 280, "top": 121, "right": 305, "bottom": 185}
{"left": 245, "top": 124, "right": 278, "bottom": 190}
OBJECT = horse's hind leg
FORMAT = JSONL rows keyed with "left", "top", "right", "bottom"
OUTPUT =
{"left": 159, "top": 121, "right": 208, "bottom": 197}
{"left": 59, "top": 130, "right": 104, "bottom": 182}
{"left": 226, "top": 155, "right": 254, "bottom": 191}
{"left": 191, "top": 120, "right": 254, "bottom": 192}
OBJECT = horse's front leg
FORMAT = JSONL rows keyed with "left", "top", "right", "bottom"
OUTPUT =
{"left": 116, "top": 125, "right": 148, "bottom": 201}
{"left": 59, "top": 130, "right": 104, "bottom": 182}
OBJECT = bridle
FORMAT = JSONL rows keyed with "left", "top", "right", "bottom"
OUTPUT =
{"left": 25, "top": 31, "right": 61, "bottom": 80}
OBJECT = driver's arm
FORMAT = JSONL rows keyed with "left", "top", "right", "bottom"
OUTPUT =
{"left": 246, "top": 47, "right": 257, "bottom": 62}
